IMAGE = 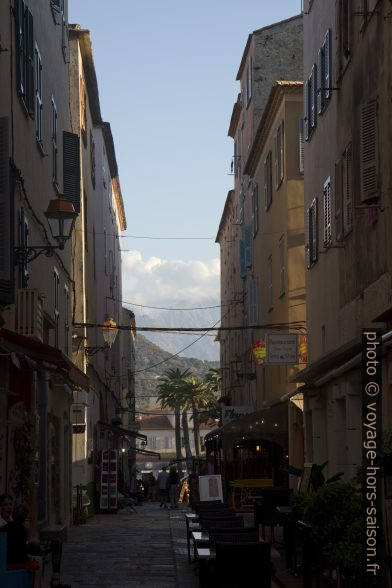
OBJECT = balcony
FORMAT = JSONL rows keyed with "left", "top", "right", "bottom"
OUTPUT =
{"left": 2, "top": 289, "right": 44, "bottom": 341}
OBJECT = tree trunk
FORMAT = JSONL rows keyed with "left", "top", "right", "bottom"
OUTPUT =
{"left": 192, "top": 401, "right": 200, "bottom": 456}
{"left": 182, "top": 410, "right": 192, "bottom": 469}
{"left": 175, "top": 406, "right": 182, "bottom": 461}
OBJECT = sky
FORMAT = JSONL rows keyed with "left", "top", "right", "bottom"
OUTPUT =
{"left": 69, "top": 0, "right": 301, "bottom": 323}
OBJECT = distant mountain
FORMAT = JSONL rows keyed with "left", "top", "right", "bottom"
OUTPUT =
{"left": 134, "top": 301, "right": 220, "bottom": 361}
{"left": 134, "top": 334, "right": 219, "bottom": 412}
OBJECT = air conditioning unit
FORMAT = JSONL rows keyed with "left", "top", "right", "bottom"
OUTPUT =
{"left": 15, "top": 289, "right": 44, "bottom": 341}
{"left": 71, "top": 404, "right": 87, "bottom": 434}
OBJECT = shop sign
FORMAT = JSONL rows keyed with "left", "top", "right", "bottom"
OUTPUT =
{"left": 222, "top": 405, "right": 255, "bottom": 426}
{"left": 252, "top": 339, "right": 266, "bottom": 365}
{"left": 267, "top": 333, "right": 298, "bottom": 364}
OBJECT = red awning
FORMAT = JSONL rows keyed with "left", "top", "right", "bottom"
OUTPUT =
{"left": 0, "top": 328, "right": 89, "bottom": 391}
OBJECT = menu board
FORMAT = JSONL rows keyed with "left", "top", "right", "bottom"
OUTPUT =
{"left": 100, "top": 449, "right": 118, "bottom": 510}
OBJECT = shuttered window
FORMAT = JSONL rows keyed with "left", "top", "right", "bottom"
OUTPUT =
{"left": 244, "top": 224, "right": 252, "bottom": 268}
{"left": 0, "top": 117, "right": 14, "bottom": 305}
{"left": 306, "top": 198, "right": 318, "bottom": 268}
{"left": 324, "top": 30, "right": 331, "bottom": 101}
{"left": 299, "top": 117, "right": 305, "bottom": 173}
{"left": 18, "top": 207, "right": 29, "bottom": 288}
{"left": 53, "top": 267, "right": 59, "bottom": 348}
{"left": 317, "top": 47, "right": 325, "bottom": 115}
{"left": 63, "top": 131, "right": 81, "bottom": 212}
{"left": 251, "top": 184, "right": 259, "bottom": 236}
{"left": 311, "top": 64, "right": 317, "bottom": 129}
{"left": 64, "top": 284, "right": 69, "bottom": 355}
{"left": 51, "top": 98, "right": 58, "bottom": 184}
{"left": 35, "top": 45, "right": 43, "bottom": 144}
{"left": 323, "top": 178, "right": 332, "bottom": 247}
{"left": 264, "top": 151, "right": 272, "bottom": 210}
{"left": 361, "top": 100, "right": 378, "bottom": 201}
{"left": 304, "top": 79, "right": 310, "bottom": 141}
{"left": 274, "top": 123, "right": 284, "bottom": 189}
{"left": 14, "top": 0, "right": 34, "bottom": 115}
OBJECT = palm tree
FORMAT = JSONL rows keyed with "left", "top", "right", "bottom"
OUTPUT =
{"left": 183, "top": 375, "right": 221, "bottom": 455}
{"left": 197, "top": 368, "right": 221, "bottom": 427}
{"left": 156, "top": 368, "right": 191, "bottom": 462}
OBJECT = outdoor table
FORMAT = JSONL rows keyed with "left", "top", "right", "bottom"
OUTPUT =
{"left": 185, "top": 513, "right": 200, "bottom": 561}
{"left": 276, "top": 505, "right": 294, "bottom": 569}
{"left": 191, "top": 531, "right": 209, "bottom": 560}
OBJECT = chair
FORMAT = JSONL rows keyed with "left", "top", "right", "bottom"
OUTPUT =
{"left": 214, "top": 541, "right": 271, "bottom": 587}
{"left": 254, "top": 488, "right": 293, "bottom": 541}
{"left": 0, "top": 533, "right": 34, "bottom": 588}
{"left": 202, "top": 518, "right": 245, "bottom": 531}
{"left": 209, "top": 530, "right": 260, "bottom": 547}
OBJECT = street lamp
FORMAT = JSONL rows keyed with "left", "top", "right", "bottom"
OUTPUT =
{"left": 231, "top": 354, "right": 256, "bottom": 381}
{"left": 85, "top": 317, "right": 119, "bottom": 356}
{"left": 14, "top": 195, "right": 77, "bottom": 267}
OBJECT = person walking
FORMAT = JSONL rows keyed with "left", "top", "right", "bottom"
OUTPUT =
{"left": 157, "top": 466, "right": 169, "bottom": 508}
{"left": 168, "top": 467, "right": 179, "bottom": 509}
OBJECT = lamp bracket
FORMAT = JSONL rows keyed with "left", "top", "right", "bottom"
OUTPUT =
{"left": 14, "top": 245, "right": 62, "bottom": 266}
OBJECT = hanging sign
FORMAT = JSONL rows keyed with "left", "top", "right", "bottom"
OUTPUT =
{"left": 222, "top": 406, "right": 255, "bottom": 426}
{"left": 298, "top": 334, "right": 308, "bottom": 364}
{"left": 266, "top": 333, "right": 298, "bottom": 364}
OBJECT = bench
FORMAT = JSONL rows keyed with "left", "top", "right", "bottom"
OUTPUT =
{"left": 0, "top": 532, "right": 34, "bottom": 588}
{"left": 229, "top": 478, "right": 274, "bottom": 507}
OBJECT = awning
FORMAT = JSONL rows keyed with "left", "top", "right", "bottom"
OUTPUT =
{"left": 133, "top": 447, "right": 161, "bottom": 459}
{"left": 97, "top": 420, "right": 147, "bottom": 442}
{"left": 0, "top": 328, "right": 89, "bottom": 391}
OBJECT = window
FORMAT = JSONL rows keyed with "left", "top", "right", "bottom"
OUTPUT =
{"left": 18, "top": 207, "right": 29, "bottom": 288}
{"left": 149, "top": 437, "right": 157, "bottom": 450}
{"left": 299, "top": 118, "right": 305, "bottom": 173}
{"left": 267, "top": 255, "right": 273, "bottom": 311}
{"left": 35, "top": 45, "right": 43, "bottom": 145}
{"left": 61, "top": 3, "right": 67, "bottom": 61}
{"left": 361, "top": 100, "right": 378, "bottom": 201}
{"left": 311, "top": 64, "right": 317, "bottom": 130}
{"left": 244, "top": 225, "right": 252, "bottom": 268}
{"left": 279, "top": 236, "right": 285, "bottom": 296}
{"left": 83, "top": 192, "right": 88, "bottom": 251}
{"left": 64, "top": 284, "right": 69, "bottom": 355}
{"left": 239, "top": 184, "right": 245, "bottom": 224}
{"left": 264, "top": 151, "right": 272, "bottom": 210}
{"left": 274, "top": 122, "right": 284, "bottom": 188}
{"left": 51, "top": 98, "right": 58, "bottom": 185}
{"left": 317, "top": 30, "right": 331, "bottom": 114}
{"left": 53, "top": 268, "right": 59, "bottom": 348}
{"left": 246, "top": 56, "right": 253, "bottom": 106}
{"left": 14, "top": 0, "right": 34, "bottom": 114}
{"left": 341, "top": 0, "right": 351, "bottom": 60}
{"left": 251, "top": 185, "right": 259, "bottom": 236}
{"left": 239, "top": 240, "right": 246, "bottom": 279}
{"left": 323, "top": 178, "right": 332, "bottom": 247}
{"left": 306, "top": 198, "right": 318, "bottom": 268}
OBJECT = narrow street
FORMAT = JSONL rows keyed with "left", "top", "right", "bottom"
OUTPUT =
{"left": 61, "top": 503, "right": 198, "bottom": 588}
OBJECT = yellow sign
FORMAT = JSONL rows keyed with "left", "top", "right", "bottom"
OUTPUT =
{"left": 252, "top": 340, "right": 266, "bottom": 365}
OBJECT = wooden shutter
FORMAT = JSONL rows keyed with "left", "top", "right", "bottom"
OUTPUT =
{"left": 239, "top": 240, "right": 246, "bottom": 278}
{"left": 63, "top": 131, "right": 81, "bottom": 212}
{"left": 311, "top": 64, "right": 317, "bottom": 128}
{"left": 317, "top": 48, "right": 323, "bottom": 114}
{"left": 323, "top": 180, "right": 332, "bottom": 246}
{"left": 324, "top": 30, "right": 331, "bottom": 100}
{"left": 335, "top": 160, "right": 343, "bottom": 242}
{"left": 312, "top": 198, "right": 318, "bottom": 263}
{"left": 304, "top": 80, "right": 309, "bottom": 141}
{"left": 344, "top": 144, "right": 353, "bottom": 234}
{"left": 0, "top": 117, "right": 14, "bottom": 305}
{"left": 14, "top": 0, "right": 24, "bottom": 97}
{"left": 244, "top": 225, "right": 252, "bottom": 268}
{"left": 299, "top": 118, "right": 305, "bottom": 173}
{"left": 26, "top": 9, "right": 34, "bottom": 115}
{"left": 361, "top": 100, "right": 378, "bottom": 201}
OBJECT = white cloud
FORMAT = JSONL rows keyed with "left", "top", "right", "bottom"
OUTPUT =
{"left": 121, "top": 250, "right": 220, "bottom": 309}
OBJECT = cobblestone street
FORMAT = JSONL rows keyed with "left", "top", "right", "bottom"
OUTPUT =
{"left": 61, "top": 503, "right": 198, "bottom": 588}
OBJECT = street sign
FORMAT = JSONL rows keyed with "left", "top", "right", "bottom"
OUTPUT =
{"left": 267, "top": 333, "right": 298, "bottom": 364}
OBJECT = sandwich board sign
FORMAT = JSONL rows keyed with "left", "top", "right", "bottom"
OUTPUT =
{"left": 199, "top": 475, "right": 223, "bottom": 502}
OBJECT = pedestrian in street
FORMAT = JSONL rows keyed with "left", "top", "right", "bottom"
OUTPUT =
{"left": 168, "top": 466, "right": 179, "bottom": 509}
{"left": 157, "top": 466, "right": 169, "bottom": 508}
{"left": 0, "top": 493, "right": 13, "bottom": 527}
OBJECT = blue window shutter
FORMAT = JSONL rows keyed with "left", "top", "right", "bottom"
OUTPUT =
{"left": 240, "top": 240, "right": 246, "bottom": 278}
{"left": 0, "top": 117, "right": 14, "bottom": 304}
{"left": 244, "top": 225, "right": 252, "bottom": 268}
{"left": 63, "top": 131, "right": 81, "bottom": 213}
